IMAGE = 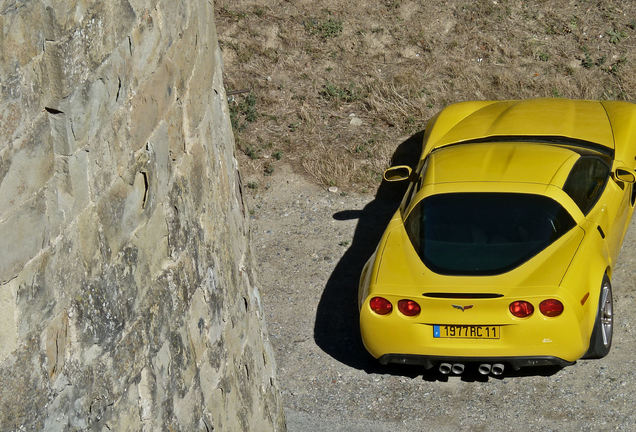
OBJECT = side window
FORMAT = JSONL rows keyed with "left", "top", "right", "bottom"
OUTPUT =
{"left": 400, "top": 158, "right": 428, "bottom": 214}
{"left": 562, "top": 156, "right": 610, "bottom": 215}
{"left": 399, "top": 179, "right": 417, "bottom": 214}
{"left": 404, "top": 200, "right": 421, "bottom": 253}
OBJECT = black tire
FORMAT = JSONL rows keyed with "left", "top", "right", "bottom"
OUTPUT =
{"left": 583, "top": 275, "right": 613, "bottom": 359}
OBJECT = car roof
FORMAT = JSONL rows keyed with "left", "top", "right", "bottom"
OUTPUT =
{"left": 421, "top": 142, "right": 580, "bottom": 187}
{"left": 423, "top": 99, "right": 616, "bottom": 156}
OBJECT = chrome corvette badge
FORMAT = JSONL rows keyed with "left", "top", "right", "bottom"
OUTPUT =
{"left": 452, "top": 304, "right": 474, "bottom": 311}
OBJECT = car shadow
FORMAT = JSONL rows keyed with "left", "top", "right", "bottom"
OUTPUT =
{"left": 313, "top": 131, "right": 423, "bottom": 376}
{"left": 313, "top": 129, "right": 569, "bottom": 381}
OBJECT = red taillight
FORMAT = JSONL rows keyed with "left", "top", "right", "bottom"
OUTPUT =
{"left": 509, "top": 300, "right": 534, "bottom": 318}
{"left": 398, "top": 299, "right": 421, "bottom": 316}
{"left": 370, "top": 297, "right": 393, "bottom": 315}
{"left": 540, "top": 299, "right": 564, "bottom": 317}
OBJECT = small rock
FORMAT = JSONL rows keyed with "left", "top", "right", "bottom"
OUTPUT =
{"left": 350, "top": 117, "right": 363, "bottom": 127}
{"left": 328, "top": 186, "right": 338, "bottom": 193}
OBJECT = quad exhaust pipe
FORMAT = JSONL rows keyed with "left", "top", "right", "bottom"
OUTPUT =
{"left": 478, "top": 363, "right": 492, "bottom": 375}
{"left": 477, "top": 363, "right": 506, "bottom": 376}
{"left": 491, "top": 363, "right": 505, "bottom": 376}
{"left": 439, "top": 363, "right": 465, "bottom": 375}
{"left": 438, "top": 363, "right": 452, "bottom": 375}
{"left": 451, "top": 363, "right": 465, "bottom": 375}
{"left": 439, "top": 362, "right": 505, "bottom": 376}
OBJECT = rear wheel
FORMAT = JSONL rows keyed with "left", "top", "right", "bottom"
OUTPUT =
{"left": 583, "top": 275, "right": 613, "bottom": 359}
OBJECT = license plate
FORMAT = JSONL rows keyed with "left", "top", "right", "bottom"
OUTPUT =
{"left": 433, "top": 325, "right": 500, "bottom": 339}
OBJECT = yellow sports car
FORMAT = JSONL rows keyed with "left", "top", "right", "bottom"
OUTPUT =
{"left": 358, "top": 99, "right": 636, "bottom": 376}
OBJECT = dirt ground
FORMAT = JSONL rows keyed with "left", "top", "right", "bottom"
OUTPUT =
{"left": 215, "top": 0, "right": 636, "bottom": 191}
{"left": 247, "top": 159, "right": 636, "bottom": 431}
{"left": 214, "top": 1, "right": 636, "bottom": 430}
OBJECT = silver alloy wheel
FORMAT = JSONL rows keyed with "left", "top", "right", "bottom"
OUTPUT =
{"left": 600, "top": 279, "right": 613, "bottom": 347}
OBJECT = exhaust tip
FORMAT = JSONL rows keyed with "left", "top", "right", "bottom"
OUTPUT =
{"left": 451, "top": 363, "right": 465, "bottom": 375}
{"left": 491, "top": 363, "right": 505, "bottom": 376}
{"left": 439, "top": 363, "right": 452, "bottom": 375}
{"left": 478, "top": 363, "right": 492, "bottom": 375}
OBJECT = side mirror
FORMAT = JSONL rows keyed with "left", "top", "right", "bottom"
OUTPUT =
{"left": 614, "top": 167, "right": 636, "bottom": 184}
{"left": 383, "top": 165, "right": 413, "bottom": 182}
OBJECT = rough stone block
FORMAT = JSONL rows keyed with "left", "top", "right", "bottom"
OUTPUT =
{"left": 0, "top": 278, "right": 17, "bottom": 362}
{"left": 0, "top": 193, "right": 47, "bottom": 283}
{"left": 0, "top": 1, "right": 284, "bottom": 430}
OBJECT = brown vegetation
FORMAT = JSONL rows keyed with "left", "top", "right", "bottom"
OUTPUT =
{"left": 215, "top": 0, "right": 636, "bottom": 191}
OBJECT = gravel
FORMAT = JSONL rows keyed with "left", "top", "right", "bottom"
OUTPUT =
{"left": 247, "top": 164, "right": 636, "bottom": 432}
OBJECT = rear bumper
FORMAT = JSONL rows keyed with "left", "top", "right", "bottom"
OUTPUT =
{"left": 359, "top": 292, "right": 590, "bottom": 363}
{"left": 378, "top": 353, "right": 575, "bottom": 370}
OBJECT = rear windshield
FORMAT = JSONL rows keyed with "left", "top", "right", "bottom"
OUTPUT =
{"left": 405, "top": 193, "right": 576, "bottom": 275}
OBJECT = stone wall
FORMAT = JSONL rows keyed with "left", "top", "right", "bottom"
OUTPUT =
{"left": 0, "top": 1, "right": 285, "bottom": 430}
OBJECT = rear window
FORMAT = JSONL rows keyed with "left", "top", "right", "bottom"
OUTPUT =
{"left": 405, "top": 193, "right": 576, "bottom": 275}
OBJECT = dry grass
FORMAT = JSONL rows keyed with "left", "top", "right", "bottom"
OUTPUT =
{"left": 215, "top": 0, "right": 636, "bottom": 192}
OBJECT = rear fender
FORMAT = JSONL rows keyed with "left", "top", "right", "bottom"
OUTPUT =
{"left": 358, "top": 216, "right": 402, "bottom": 310}
{"left": 601, "top": 101, "right": 636, "bottom": 168}
{"left": 358, "top": 254, "right": 375, "bottom": 309}
{"left": 560, "top": 221, "right": 610, "bottom": 343}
